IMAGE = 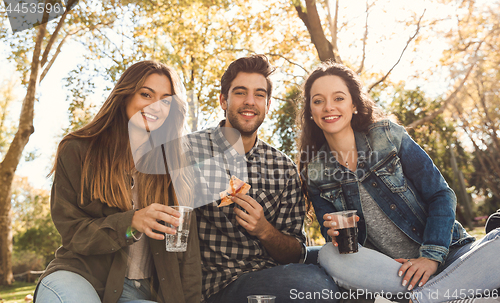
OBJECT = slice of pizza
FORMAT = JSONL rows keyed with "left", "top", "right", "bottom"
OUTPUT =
{"left": 218, "top": 176, "right": 251, "bottom": 207}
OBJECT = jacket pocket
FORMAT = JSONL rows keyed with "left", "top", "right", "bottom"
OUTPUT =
{"left": 318, "top": 183, "right": 346, "bottom": 210}
{"left": 374, "top": 156, "right": 407, "bottom": 193}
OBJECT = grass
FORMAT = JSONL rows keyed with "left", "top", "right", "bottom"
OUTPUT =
{"left": 467, "top": 225, "right": 487, "bottom": 239}
{"left": 0, "top": 281, "right": 36, "bottom": 303}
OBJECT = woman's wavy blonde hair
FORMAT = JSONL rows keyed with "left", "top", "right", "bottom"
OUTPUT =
{"left": 52, "top": 60, "right": 193, "bottom": 210}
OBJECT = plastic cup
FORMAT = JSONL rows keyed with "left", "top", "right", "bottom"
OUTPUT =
{"left": 247, "top": 295, "right": 276, "bottom": 303}
{"left": 330, "top": 210, "right": 358, "bottom": 254}
{"left": 165, "top": 206, "right": 193, "bottom": 252}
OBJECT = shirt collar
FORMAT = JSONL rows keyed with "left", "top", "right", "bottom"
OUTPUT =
{"left": 215, "top": 120, "right": 260, "bottom": 161}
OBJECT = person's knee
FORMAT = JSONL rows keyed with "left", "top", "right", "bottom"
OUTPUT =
{"left": 286, "top": 264, "right": 341, "bottom": 303}
{"left": 487, "top": 227, "right": 500, "bottom": 240}
{"left": 318, "top": 242, "right": 336, "bottom": 265}
{"left": 287, "top": 264, "right": 339, "bottom": 289}
{"left": 35, "top": 271, "right": 100, "bottom": 303}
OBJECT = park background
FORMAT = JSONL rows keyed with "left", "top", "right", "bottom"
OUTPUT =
{"left": 0, "top": 0, "right": 499, "bottom": 294}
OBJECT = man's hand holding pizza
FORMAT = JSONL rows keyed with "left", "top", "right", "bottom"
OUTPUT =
{"left": 217, "top": 175, "right": 301, "bottom": 263}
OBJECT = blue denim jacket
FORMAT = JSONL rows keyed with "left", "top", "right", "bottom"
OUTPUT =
{"left": 306, "top": 120, "right": 474, "bottom": 264}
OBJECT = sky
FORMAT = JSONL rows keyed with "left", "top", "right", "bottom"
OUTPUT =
{"left": 1, "top": 0, "right": 457, "bottom": 190}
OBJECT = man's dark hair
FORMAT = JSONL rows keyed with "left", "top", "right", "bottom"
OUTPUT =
{"left": 221, "top": 54, "right": 275, "bottom": 102}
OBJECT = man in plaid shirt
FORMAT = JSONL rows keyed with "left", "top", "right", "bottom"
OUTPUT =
{"left": 188, "top": 55, "right": 339, "bottom": 303}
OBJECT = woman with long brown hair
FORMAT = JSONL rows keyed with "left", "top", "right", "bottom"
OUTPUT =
{"left": 34, "top": 61, "right": 201, "bottom": 303}
{"left": 298, "top": 61, "right": 499, "bottom": 303}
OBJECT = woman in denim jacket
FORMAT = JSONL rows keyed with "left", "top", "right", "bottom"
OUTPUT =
{"left": 298, "top": 61, "right": 500, "bottom": 303}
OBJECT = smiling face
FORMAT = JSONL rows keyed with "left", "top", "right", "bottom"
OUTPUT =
{"left": 220, "top": 72, "right": 270, "bottom": 137}
{"left": 126, "top": 73, "right": 173, "bottom": 132}
{"left": 310, "top": 75, "right": 356, "bottom": 138}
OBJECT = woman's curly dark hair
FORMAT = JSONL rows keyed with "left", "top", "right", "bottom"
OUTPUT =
{"left": 298, "top": 61, "right": 385, "bottom": 218}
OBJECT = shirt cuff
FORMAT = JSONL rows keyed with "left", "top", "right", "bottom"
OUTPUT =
{"left": 126, "top": 226, "right": 143, "bottom": 242}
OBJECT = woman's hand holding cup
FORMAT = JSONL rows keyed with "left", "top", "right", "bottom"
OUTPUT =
{"left": 323, "top": 213, "right": 340, "bottom": 246}
{"left": 323, "top": 212, "right": 360, "bottom": 247}
{"left": 132, "top": 203, "right": 181, "bottom": 240}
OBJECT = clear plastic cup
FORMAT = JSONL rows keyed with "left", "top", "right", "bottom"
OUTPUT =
{"left": 247, "top": 295, "right": 276, "bottom": 303}
{"left": 165, "top": 206, "right": 193, "bottom": 252}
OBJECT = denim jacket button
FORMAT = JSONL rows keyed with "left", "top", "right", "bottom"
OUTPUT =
{"left": 412, "top": 227, "right": 417, "bottom": 232}
{"left": 359, "top": 163, "right": 365, "bottom": 168}
{"left": 390, "top": 204, "right": 396, "bottom": 210}
{"left": 388, "top": 168, "right": 394, "bottom": 173}
{"left": 372, "top": 182, "right": 378, "bottom": 188}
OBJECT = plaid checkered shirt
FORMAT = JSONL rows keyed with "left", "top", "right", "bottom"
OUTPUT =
{"left": 187, "top": 121, "right": 307, "bottom": 301}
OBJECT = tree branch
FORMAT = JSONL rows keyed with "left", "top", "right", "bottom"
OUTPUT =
{"left": 40, "top": 20, "right": 113, "bottom": 83}
{"left": 40, "top": 32, "right": 71, "bottom": 82}
{"left": 293, "top": 0, "right": 335, "bottom": 62}
{"left": 356, "top": 0, "right": 371, "bottom": 74}
{"left": 406, "top": 40, "right": 482, "bottom": 129}
{"left": 272, "top": 95, "right": 298, "bottom": 105}
{"left": 216, "top": 47, "right": 310, "bottom": 75}
{"left": 1, "top": 15, "right": 50, "bottom": 173}
{"left": 266, "top": 53, "right": 309, "bottom": 74}
{"left": 454, "top": 107, "right": 500, "bottom": 198}
{"left": 294, "top": 3, "right": 315, "bottom": 47}
{"left": 95, "top": 27, "right": 125, "bottom": 62}
{"left": 368, "top": 9, "right": 426, "bottom": 92}
{"left": 40, "top": 0, "right": 77, "bottom": 67}
{"left": 325, "top": 0, "right": 341, "bottom": 63}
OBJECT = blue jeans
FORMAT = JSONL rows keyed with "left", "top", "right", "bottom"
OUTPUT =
{"left": 205, "top": 263, "right": 340, "bottom": 303}
{"left": 318, "top": 228, "right": 500, "bottom": 303}
{"left": 305, "top": 246, "right": 322, "bottom": 265}
{"left": 35, "top": 270, "right": 154, "bottom": 303}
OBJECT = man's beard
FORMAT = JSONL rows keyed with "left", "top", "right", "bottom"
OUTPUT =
{"left": 226, "top": 107, "right": 265, "bottom": 137}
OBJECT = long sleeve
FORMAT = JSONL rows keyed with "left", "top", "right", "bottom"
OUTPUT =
{"left": 391, "top": 123, "right": 456, "bottom": 263}
{"left": 51, "top": 139, "right": 136, "bottom": 256}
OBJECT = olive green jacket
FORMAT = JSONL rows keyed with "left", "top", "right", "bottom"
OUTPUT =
{"left": 37, "top": 139, "right": 202, "bottom": 303}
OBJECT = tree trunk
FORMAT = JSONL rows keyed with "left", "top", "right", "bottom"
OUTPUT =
{"left": 0, "top": 0, "right": 76, "bottom": 284}
{"left": 188, "top": 58, "right": 198, "bottom": 132}
{"left": 449, "top": 146, "right": 474, "bottom": 230}
{"left": 0, "top": 16, "right": 48, "bottom": 286}
{"left": 0, "top": 171, "right": 14, "bottom": 285}
{"left": 293, "top": 0, "right": 336, "bottom": 62}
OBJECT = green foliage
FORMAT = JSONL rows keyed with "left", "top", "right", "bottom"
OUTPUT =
{"left": 437, "top": 0, "right": 500, "bottom": 214}
{"left": 61, "top": 0, "right": 315, "bottom": 132}
{"left": 305, "top": 215, "right": 326, "bottom": 246}
{"left": 23, "top": 149, "right": 40, "bottom": 162}
{"left": 11, "top": 177, "right": 61, "bottom": 269}
{"left": 470, "top": 145, "right": 500, "bottom": 214}
{"left": 13, "top": 214, "right": 60, "bottom": 269}
{"left": 270, "top": 86, "right": 301, "bottom": 159}
{"left": 388, "top": 85, "right": 454, "bottom": 175}
{"left": 62, "top": 64, "right": 98, "bottom": 135}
